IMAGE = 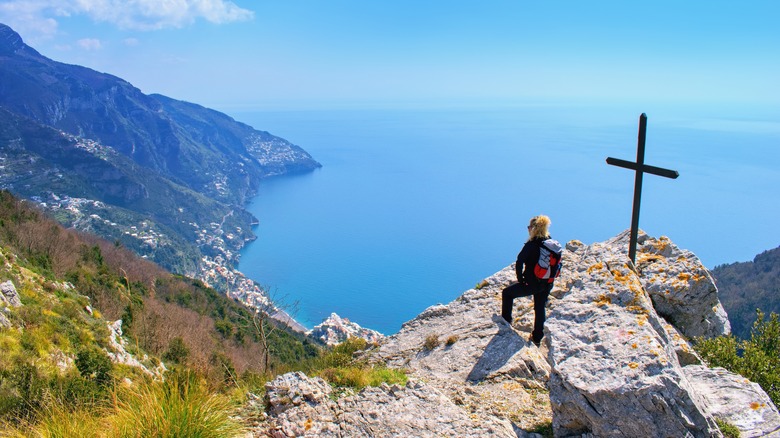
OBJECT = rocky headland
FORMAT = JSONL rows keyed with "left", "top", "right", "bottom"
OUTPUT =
{"left": 308, "top": 313, "right": 386, "bottom": 346}
{"left": 250, "top": 231, "right": 780, "bottom": 437}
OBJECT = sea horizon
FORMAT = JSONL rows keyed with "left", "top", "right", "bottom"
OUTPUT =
{"left": 235, "top": 103, "right": 780, "bottom": 334}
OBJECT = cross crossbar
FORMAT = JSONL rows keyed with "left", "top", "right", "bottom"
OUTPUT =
{"left": 606, "top": 157, "right": 679, "bottom": 179}
{"left": 606, "top": 113, "right": 679, "bottom": 264}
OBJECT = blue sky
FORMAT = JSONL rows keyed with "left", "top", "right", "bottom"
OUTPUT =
{"left": 1, "top": 1, "right": 778, "bottom": 111}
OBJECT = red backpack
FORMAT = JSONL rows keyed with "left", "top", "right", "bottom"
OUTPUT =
{"left": 534, "top": 239, "right": 563, "bottom": 283}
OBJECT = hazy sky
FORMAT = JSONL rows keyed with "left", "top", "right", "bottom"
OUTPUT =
{"left": 1, "top": 0, "right": 778, "bottom": 111}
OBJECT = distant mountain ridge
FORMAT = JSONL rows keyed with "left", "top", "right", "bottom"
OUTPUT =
{"left": 0, "top": 22, "right": 320, "bottom": 312}
{"left": 712, "top": 245, "right": 780, "bottom": 340}
{"left": 0, "top": 23, "right": 320, "bottom": 206}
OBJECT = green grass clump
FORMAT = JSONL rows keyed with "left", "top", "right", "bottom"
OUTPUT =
{"left": 716, "top": 418, "right": 740, "bottom": 438}
{"left": 3, "top": 400, "right": 108, "bottom": 438}
{"left": 529, "top": 420, "right": 554, "bottom": 438}
{"left": 318, "top": 366, "right": 407, "bottom": 391}
{"left": 110, "top": 371, "right": 245, "bottom": 438}
{"left": 309, "top": 337, "right": 407, "bottom": 391}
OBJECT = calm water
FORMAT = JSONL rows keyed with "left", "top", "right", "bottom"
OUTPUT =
{"left": 234, "top": 103, "right": 780, "bottom": 334}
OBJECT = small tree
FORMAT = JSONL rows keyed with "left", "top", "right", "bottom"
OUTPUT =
{"left": 163, "top": 337, "right": 190, "bottom": 365}
{"left": 695, "top": 310, "right": 780, "bottom": 408}
{"left": 75, "top": 347, "right": 113, "bottom": 387}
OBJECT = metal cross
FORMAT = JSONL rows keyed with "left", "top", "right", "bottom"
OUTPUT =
{"left": 606, "top": 113, "right": 679, "bottom": 264}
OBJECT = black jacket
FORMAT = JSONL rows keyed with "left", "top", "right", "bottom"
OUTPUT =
{"left": 515, "top": 236, "right": 549, "bottom": 284}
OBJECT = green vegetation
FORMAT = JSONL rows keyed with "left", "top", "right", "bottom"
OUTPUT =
{"left": 694, "top": 309, "right": 780, "bottom": 408}
{"left": 0, "top": 191, "right": 407, "bottom": 434}
{"left": 716, "top": 418, "right": 741, "bottom": 438}
{"left": 111, "top": 370, "right": 245, "bottom": 438}
{"left": 0, "top": 191, "right": 313, "bottom": 431}
{"left": 529, "top": 420, "right": 554, "bottom": 438}
{"left": 712, "top": 245, "right": 780, "bottom": 340}
{"left": 309, "top": 338, "right": 407, "bottom": 391}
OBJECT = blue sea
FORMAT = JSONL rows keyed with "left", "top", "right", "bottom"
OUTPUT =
{"left": 234, "top": 103, "right": 780, "bottom": 335}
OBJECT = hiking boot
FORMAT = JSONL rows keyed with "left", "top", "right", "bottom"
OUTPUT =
{"left": 528, "top": 333, "right": 540, "bottom": 347}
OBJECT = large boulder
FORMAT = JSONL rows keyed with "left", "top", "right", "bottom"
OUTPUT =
{"left": 684, "top": 365, "right": 780, "bottom": 438}
{"left": 608, "top": 231, "right": 731, "bottom": 339}
{"left": 546, "top": 238, "right": 722, "bottom": 437}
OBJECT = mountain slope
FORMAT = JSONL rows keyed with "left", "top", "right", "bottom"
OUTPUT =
{"left": 0, "top": 107, "right": 253, "bottom": 274}
{"left": 712, "top": 245, "right": 780, "bottom": 340}
{"left": 0, "top": 22, "right": 321, "bottom": 303}
{"left": 0, "top": 23, "right": 320, "bottom": 206}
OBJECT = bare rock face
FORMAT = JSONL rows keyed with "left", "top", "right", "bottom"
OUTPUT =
{"left": 609, "top": 231, "right": 731, "bottom": 339}
{"left": 373, "top": 265, "right": 552, "bottom": 430}
{"left": 546, "top": 237, "right": 722, "bottom": 437}
{"left": 0, "top": 280, "right": 22, "bottom": 307}
{"left": 0, "top": 280, "right": 22, "bottom": 329}
{"left": 265, "top": 372, "right": 519, "bottom": 437}
{"left": 684, "top": 365, "right": 780, "bottom": 438}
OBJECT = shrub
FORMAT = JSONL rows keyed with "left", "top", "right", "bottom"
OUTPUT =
{"left": 75, "top": 347, "right": 113, "bottom": 387}
{"left": 162, "top": 337, "right": 189, "bottom": 365}
{"left": 695, "top": 310, "right": 780, "bottom": 408}
{"left": 109, "top": 370, "right": 245, "bottom": 438}
{"left": 445, "top": 335, "right": 459, "bottom": 346}
{"left": 423, "top": 335, "right": 439, "bottom": 351}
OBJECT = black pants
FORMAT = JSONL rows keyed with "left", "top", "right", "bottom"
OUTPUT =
{"left": 502, "top": 281, "right": 552, "bottom": 344}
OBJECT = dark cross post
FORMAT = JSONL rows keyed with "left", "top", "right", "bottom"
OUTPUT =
{"left": 606, "top": 113, "right": 679, "bottom": 264}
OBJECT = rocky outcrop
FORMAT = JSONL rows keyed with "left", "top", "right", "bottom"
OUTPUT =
{"left": 0, "top": 280, "right": 22, "bottom": 307}
{"left": 251, "top": 232, "right": 777, "bottom": 438}
{"left": 546, "top": 237, "right": 722, "bottom": 437}
{"left": 0, "top": 280, "right": 21, "bottom": 328}
{"left": 264, "top": 372, "right": 523, "bottom": 438}
{"left": 308, "top": 313, "right": 385, "bottom": 346}
{"left": 610, "top": 231, "right": 731, "bottom": 339}
{"left": 106, "top": 320, "right": 166, "bottom": 378}
{"left": 684, "top": 365, "right": 780, "bottom": 437}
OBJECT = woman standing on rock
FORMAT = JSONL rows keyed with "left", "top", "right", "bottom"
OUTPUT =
{"left": 501, "top": 214, "right": 562, "bottom": 347}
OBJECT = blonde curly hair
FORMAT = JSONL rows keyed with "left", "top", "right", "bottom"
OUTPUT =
{"left": 527, "top": 215, "right": 551, "bottom": 240}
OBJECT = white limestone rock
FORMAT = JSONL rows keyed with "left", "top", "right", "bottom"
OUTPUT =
{"left": 546, "top": 236, "right": 722, "bottom": 437}
{"left": 106, "top": 320, "right": 165, "bottom": 377}
{"left": 0, "top": 280, "right": 22, "bottom": 307}
{"left": 265, "top": 372, "right": 518, "bottom": 437}
{"left": 684, "top": 365, "right": 780, "bottom": 438}
{"left": 265, "top": 371, "right": 332, "bottom": 416}
{"left": 609, "top": 230, "right": 731, "bottom": 339}
{"left": 373, "top": 265, "right": 552, "bottom": 431}
{"left": 308, "top": 312, "right": 384, "bottom": 346}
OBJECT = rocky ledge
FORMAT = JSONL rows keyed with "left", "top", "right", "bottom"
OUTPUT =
{"left": 245, "top": 231, "right": 780, "bottom": 437}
